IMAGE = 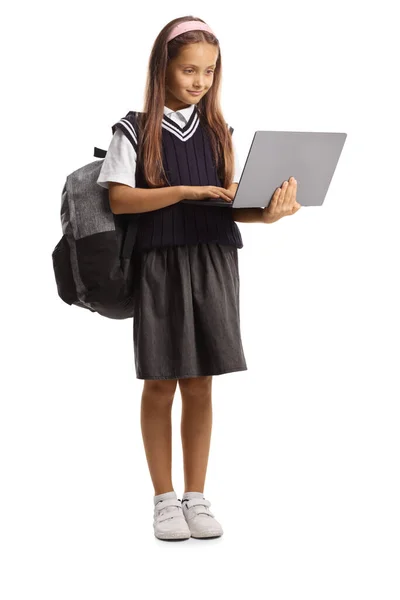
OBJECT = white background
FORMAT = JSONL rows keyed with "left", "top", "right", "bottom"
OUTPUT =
{"left": 1, "top": 0, "right": 399, "bottom": 598}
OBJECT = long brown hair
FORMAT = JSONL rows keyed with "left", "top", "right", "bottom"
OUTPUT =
{"left": 137, "top": 15, "right": 235, "bottom": 189}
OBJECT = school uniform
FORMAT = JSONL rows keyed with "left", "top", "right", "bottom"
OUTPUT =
{"left": 97, "top": 103, "right": 247, "bottom": 380}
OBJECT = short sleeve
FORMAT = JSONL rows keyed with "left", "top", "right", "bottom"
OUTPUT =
{"left": 96, "top": 128, "right": 137, "bottom": 189}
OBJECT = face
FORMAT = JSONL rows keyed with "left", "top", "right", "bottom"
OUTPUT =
{"left": 165, "top": 42, "right": 219, "bottom": 111}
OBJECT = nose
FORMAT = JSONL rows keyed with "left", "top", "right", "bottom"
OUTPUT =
{"left": 194, "top": 76, "right": 205, "bottom": 88}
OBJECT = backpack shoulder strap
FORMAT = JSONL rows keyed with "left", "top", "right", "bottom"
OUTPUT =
{"left": 112, "top": 110, "right": 143, "bottom": 258}
{"left": 112, "top": 110, "right": 142, "bottom": 153}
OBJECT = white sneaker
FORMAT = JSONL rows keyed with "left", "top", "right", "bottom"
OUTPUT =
{"left": 153, "top": 491, "right": 191, "bottom": 540}
{"left": 181, "top": 494, "right": 224, "bottom": 538}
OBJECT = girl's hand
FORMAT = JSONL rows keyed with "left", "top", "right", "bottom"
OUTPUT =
{"left": 182, "top": 185, "right": 234, "bottom": 202}
{"left": 262, "top": 177, "right": 301, "bottom": 224}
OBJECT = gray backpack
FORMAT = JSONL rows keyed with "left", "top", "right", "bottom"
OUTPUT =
{"left": 52, "top": 145, "right": 141, "bottom": 319}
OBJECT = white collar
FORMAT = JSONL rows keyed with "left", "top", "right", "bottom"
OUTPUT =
{"left": 163, "top": 103, "right": 196, "bottom": 123}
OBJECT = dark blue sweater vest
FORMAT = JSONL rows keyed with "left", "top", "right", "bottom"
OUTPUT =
{"left": 111, "top": 108, "right": 243, "bottom": 252}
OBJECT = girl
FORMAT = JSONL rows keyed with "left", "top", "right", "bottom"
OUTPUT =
{"left": 97, "top": 16, "right": 300, "bottom": 541}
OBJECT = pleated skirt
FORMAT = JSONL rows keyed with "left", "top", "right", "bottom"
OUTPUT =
{"left": 131, "top": 242, "right": 247, "bottom": 380}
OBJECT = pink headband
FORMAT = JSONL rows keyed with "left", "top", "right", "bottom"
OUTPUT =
{"left": 166, "top": 21, "right": 215, "bottom": 43}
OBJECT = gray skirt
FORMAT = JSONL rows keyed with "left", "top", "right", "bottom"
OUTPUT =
{"left": 131, "top": 242, "right": 247, "bottom": 380}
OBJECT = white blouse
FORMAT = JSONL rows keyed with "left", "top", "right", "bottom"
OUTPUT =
{"left": 96, "top": 104, "right": 242, "bottom": 189}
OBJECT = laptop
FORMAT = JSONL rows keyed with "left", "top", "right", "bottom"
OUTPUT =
{"left": 181, "top": 130, "right": 347, "bottom": 208}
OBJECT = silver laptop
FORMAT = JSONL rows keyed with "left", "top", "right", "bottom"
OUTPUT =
{"left": 182, "top": 130, "right": 347, "bottom": 208}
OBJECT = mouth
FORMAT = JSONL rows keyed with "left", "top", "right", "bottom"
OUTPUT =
{"left": 187, "top": 90, "right": 203, "bottom": 93}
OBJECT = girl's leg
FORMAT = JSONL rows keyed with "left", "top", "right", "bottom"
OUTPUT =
{"left": 140, "top": 379, "right": 178, "bottom": 495}
{"left": 179, "top": 376, "right": 213, "bottom": 494}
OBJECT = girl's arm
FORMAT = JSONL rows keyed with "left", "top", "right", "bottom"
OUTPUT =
{"left": 109, "top": 183, "right": 185, "bottom": 214}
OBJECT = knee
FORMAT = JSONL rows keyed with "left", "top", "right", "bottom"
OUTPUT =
{"left": 179, "top": 375, "right": 212, "bottom": 398}
{"left": 143, "top": 379, "right": 178, "bottom": 403}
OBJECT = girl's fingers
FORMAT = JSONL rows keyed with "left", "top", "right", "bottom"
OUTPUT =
{"left": 286, "top": 179, "right": 294, "bottom": 204}
{"left": 278, "top": 181, "right": 288, "bottom": 204}
{"left": 283, "top": 178, "right": 297, "bottom": 205}
{"left": 289, "top": 178, "right": 297, "bottom": 205}
{"left": 269, "top": 187, "right": 281, "bottom": 208}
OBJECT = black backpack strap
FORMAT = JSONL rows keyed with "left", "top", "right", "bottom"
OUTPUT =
{"left": 121, "top": 215, "right": 140, "bottom": 258}
{"left": 95, "top": 112, "right": 142, "bottom": 259}
{"left": 94, "top": 146, "right": 107, "bottom": 158}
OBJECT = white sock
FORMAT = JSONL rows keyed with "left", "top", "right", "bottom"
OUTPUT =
{"left": 182, "top": 491, "right": 204, "bottom": 503}
{"left": 153, "top": 490, "right": 177, "bottom": 506}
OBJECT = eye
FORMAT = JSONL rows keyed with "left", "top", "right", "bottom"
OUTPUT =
{"left": 183, "top": 69, "right": 214, "bottom": 75}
